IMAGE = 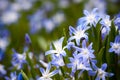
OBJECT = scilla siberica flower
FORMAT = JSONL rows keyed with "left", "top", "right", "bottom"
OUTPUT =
{"left": 12, "top": 50, "right": 27, "bottom": 70}
{"left": 37, "top": 63, "right": 59, "bottom": 80}
{"left": 109, "top": 35, "right": 120, "bottom": 55}
{"left": 77, "top": 8, "right": 99, "bottom": 26}
{"left": 0, "top": 64, "right": 6, "bottom": 75}
{"left": 51, "top": 54, "right": 65, "bottom": 67}
{"left": 69, "top": 25, "right": 89, "bottom": 45}
{"left": 114, "top": 13, "right": 120, "bottom": 30}
{"left": 73, "top": 40, "right": 95, "bottom": 61}
{"left": 89, "top": 63, "right": 114, "bottom": 80}
{"left": 45, "top": 37, "right": 66, "bottom": 57}
{"left": 5, "top": 72, "right": 17, "bottom": 80}
{"left": 100, "top": 15, "right": 111, "bottom": 37}
{"left": 67, "top": 52, "right": 91, "bottom": 77}
{"left": 67, "top": 52, "right": 81, "bottom": 73}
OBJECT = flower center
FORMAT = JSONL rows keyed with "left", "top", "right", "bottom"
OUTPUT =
{"left": 87, "top": 14, "right": 95, "bottom": 22}
{"left": 113, "top": 43, "right": 120, "bottom": 50}
{"left": 98, "top": 69, "right": 105, "bottom": 78}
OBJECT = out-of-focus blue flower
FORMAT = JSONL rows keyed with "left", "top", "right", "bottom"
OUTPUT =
{"left": 15, "top": 0, "right": 34, "bottom": 10}
{"left": 109, "top": 35, "right": 120, "bottom": 55}
{"left": 45, "top": 37, "right": 66, "bottom": 57}
{"left": 84, "top": 0, "right": 106, "bottom": 17}
{"left": 43, "top": 19, "right": 56, "bottom": 32}
{"left": 58, "top": 0, "right": 69, "bottom": 8}
{"left": 89, "top": 63, "right": 114, "bottom": 80}
{"left": 0, "top": 0, "right": 9, "bottom": 11}
{"left": 37, "top": 63, "right": 59, "bottom": 80}
{"left": 0, "top": 37, "right": 9, "bottom": 51}
{"left": 25, "top": 33, "right": 31, "bottom": 44}
{"left": 52, "top": 12, "right": 65, "bottom": 26}
{"left": 78, "top": 8, "right": 99, "bottom": 26}
{"left": 51, "top": 54, "right": 65, "bottom": 67}
{"left": 1, "top": 10, "right": 19, "bottom": 24}
{"left": 69, "top": 25, "right": 89, "bottom": 45}
{"left": 29, "top": 10, "right": 44, "bottom": 34}
{"left": 17, "top": 72, "right": 23, "bottom": 80}
{"left": 0, "top": 64, "right": 6, "bottom": 76}
{"left": 0, "top": 49, "right": 4, "bottom": 61}
{"left": 5, "top": 72, "right": 17, "bottom": 80}
{"left": 42, "top": 1, "right": 54, "bottom": 12}
{"left": 0, "top": 29, "right": 10, "bottom": 60}
{"left": 73, "top": 40, "right": 95, "bottom": 61}
{"left": 114, "top": 13, "right": 120, "bottom": 30}
{"left": 12, "top": 51, "right": 27, "bottom": 70}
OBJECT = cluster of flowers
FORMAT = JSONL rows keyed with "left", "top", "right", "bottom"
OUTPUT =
{"left": 1, "top": 8, "right": 119, "bottom": 80}
{"left": 0, "top": 8, "right": 120, "bottom": 80}
{"left": 29, "top": 0, "right": 84, "bottom": 33}
{"left": 0, "top": 0, "right": 34, "bottom": 25}
{"left": 0, "top": 0, "right": 84, "bottom": 34}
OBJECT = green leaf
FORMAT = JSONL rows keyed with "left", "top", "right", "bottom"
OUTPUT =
{"left": 38, "top": 37, "right": 48, "bottom": 51}
{"left": 96, "top": 47, "right": 105, "bottom": 66}
{"left": 21, "top": 70, "right": 29, "bottom": 80}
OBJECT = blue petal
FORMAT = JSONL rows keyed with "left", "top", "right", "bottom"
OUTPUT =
{"left": 102, "top": 75, "right": 105, "bottom": 80}
{"left": 92, "top": 8, "right": 98, "bottom": 14}
{"left": 106, "top": 73, "right": 114, "bottom": 77}
{"left": 101, "top": 63, "right": 107, "bottom": 70}
{"left": 67, "top": 63, "right": 73, "bottom": 68}
{"left": 82, "top": 40, "right": 86, "bottom": 48}
{"left": 46, "top": 63, "right": 51, "bottom": 73}
{"left": 78, "top": 70, "right": 84, "bottom": 78}
{"left": 83, "top": 10, "right": 89, "bottom": 16}
{"left": 49, "top": 70, "right": 59, "bottom": 77}
{"left": 92, "top": 63, "right": 98, "bottom": 70}
{"left": 109, "top": 48, "right": 113, "bottom": 52}
{"left": 95, "top": 76, "right": 100, "bottom": 80}
{"left": 17, "top": 73, "right": 23, "bottom": 80}
{"left": 45, "top": 50, "right": 57, "bottom": 55}
{"left": 88, "top": 70, "right": 96, "bottom": 76}
{"left": 69, "top": 26, "right": 76, "bottom": 35}
{"left": 76, "top": 38, "right": 80, "bottom": 46}
{"left": 40, "top": 68, "right": 45, "bottom": 75}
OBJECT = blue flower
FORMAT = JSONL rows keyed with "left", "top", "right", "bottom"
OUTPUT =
{"left": 78, "top": 8, "right": 100, "bottom": 27}
{"left": 37, "top": 63, "right": 59, "bottom": 80}
{"left": 67, "top": 52, "right": 92, "bottom": 77}
{"left": 51, "top": 54, "right": 65, "bottom": 67}
{"left": 0, "top": 37, "right": 9, "bottom": 51}
{"left": 45, "top": 37, "right": 66, "bottom": 57}
{"left": 12, "top": 50, "right": 27, "bottom": 70}
{"left": 1, "top": 10, "right": 20, "bottom": 24}
{"left": 100, "top": 15, "right": 111, "bottom": 38}
{"left": 89, "top": 63, "right": 114, "bottom": 80}
{"left": 43, "top": 19, "right": 55, "bottom": 32}
{"left": 0, "top": 64, "right": 6, "bottom": 75}
{"left": 109, "top": 35, "right": 120, "bottom": 55}
{"left": 25, "top": 33, "right": 31, "bottom": 44}
{"left": 73, "top": 40, "right": 95, "bottom": 61}
{"left": 114, "top": 13, "right": 120, "bottom": 30}
{"left": 5, "top": 72, "right": 17, "bottom": 80}
{"left": 18, "top": 72, "right": 23, "bottom": 80}
{"left": 67, "top": 52, "right": 81, "bottom": 73}
{"left": 29, "top": 10, "right": 44, "bottom": 34}
{"left": 100, "top": 15, "right": 111, "bottom": 27}
{"left": 69, "top": 25, "right": 89, "bottom": 45}
{"left": 15, "top": 0, "right": 34, "bottom": 10}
